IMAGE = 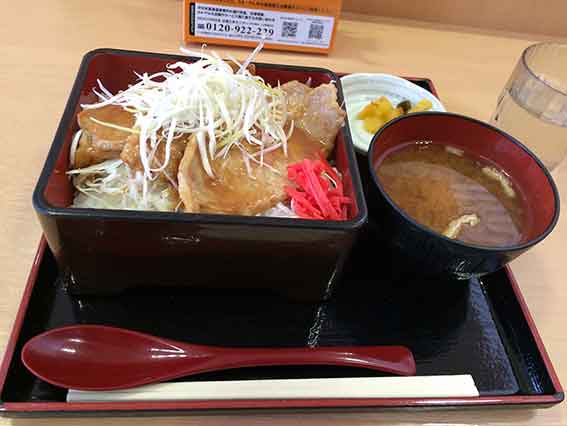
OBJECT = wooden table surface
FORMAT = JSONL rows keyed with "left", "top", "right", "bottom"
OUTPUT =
{"left": 0, "top": 1, "right": 565, "bottom": 424}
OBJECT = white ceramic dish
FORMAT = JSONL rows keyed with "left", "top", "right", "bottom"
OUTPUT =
{"left": 340, "top": 73, "right": 446, "bottom": 153}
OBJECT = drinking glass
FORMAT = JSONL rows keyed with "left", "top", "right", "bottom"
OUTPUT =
{"left": 490, "top": 42, "right": 567, "bottom": 171}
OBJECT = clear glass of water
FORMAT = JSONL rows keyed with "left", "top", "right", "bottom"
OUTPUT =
{"left": 491, "top": 42, "right": 567, "bottom": 171}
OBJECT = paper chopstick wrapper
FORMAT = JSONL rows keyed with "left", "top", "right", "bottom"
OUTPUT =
{"left": 68, "top": 375, "right": 479, "bottom": 402}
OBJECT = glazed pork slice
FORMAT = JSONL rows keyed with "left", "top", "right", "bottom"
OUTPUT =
{"left": 281, "top": 80, "right": 311, "bottom": 120}
{"left": 120, "top": 134, "right": 187, "bottom": 184}
{"left": 73, "top": 105, "right": 135, "bottom": 168}
{"left": 295, "top": 82, "right": 345, "bottom": 149}
{"left": 178, "top": 136, "right": 289, "bottom": 215}
{"left": 178, "top": 82, "right": 346, "bottom": 215}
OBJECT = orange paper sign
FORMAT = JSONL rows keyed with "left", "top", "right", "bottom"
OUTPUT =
{"left": 183, "top": 0, "right": 342, "bottom": 54}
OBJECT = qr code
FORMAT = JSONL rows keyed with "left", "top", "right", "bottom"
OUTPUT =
{"left": 282, "top": 21, "right": 298, "bottom": 38}
{"left": 308, "top": 23, "right": 324, "bottom": 40}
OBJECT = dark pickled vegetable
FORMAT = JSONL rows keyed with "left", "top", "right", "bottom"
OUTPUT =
{"left": 397, "top": 100, "right": 412, "bottom": 114}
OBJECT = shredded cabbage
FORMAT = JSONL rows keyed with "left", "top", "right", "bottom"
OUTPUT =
{"left": 68, "top": 159, "right": 179, "bottom": 211}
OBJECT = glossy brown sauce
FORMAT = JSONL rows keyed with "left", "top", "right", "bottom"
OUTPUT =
{"left": 375, "top": 143, "right": 526, "bottom": 246}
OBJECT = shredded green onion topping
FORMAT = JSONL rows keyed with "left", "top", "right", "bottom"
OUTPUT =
{"left": 79, "top": 43, "right": 290, "bottom": 204}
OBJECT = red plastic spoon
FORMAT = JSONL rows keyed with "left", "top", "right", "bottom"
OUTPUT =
{"left": 22, "top": 325, "right": 416, "bottom": 391}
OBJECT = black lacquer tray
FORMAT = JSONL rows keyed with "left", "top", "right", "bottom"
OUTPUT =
{"left": 0, "top": 78, "right": 562, "bottom": 416}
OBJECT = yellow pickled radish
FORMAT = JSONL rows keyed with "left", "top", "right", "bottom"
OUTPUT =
{"left": 357, "top": 103, "right": 378, "bottom": 119}
{"left": 363, "top": 116, "right": 384, "bottom": 134}
{"left": 408, "top": 99, "right": 433, "bottom": 113}
{"left": 357, "top": 96, "right": 433, "bottom": 134}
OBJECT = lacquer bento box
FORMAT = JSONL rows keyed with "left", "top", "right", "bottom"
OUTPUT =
{"left": 32, "top": 49, "right": 367, "bottom": 301}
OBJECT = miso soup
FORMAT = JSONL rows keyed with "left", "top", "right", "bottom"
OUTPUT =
{"left": 375, "top": 142, "right": 527, "bottom": 246}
